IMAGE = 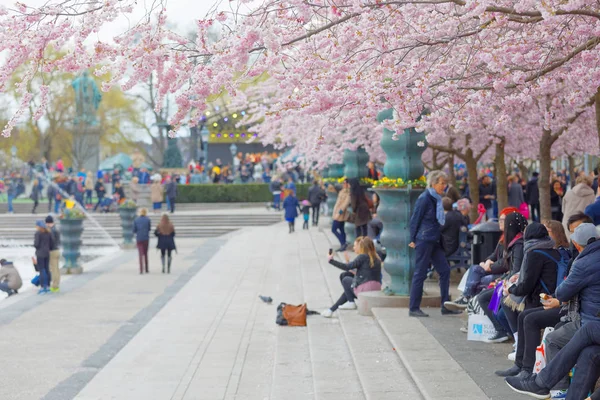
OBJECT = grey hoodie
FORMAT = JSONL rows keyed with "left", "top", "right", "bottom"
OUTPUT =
{"left": 0, "top": 263, "right": 22, "bottom": 290}
{"left": 562, "top": 183, "right": 596, "bottom": 233}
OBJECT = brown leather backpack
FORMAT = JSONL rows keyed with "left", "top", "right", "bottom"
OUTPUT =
{"left": 276, "top": 303, "right": 308, "bottom": 326}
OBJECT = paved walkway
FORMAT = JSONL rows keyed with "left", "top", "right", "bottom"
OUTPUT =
{"left": 0, "top": 221, "right": 523, "bottom": 400}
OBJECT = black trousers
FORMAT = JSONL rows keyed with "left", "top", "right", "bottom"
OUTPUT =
{"left": 515, "top": 307, "right": 562, "bottom": 372}
{"left": 478, "top": 288, "right": 506, "bottom": 333}
{"left": 355, "top": 224, "right": 368, "bottom": 238}
{"left": 331, "top": 272, "right": 355, "bottom": 311}
{"left": 311, "top": 205, "right": 320, "bottom": 224}
{"left": 168, "top": 197, "right": 176, "bottom": 213}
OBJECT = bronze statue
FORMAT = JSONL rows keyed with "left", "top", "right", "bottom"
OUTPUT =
{"left": 72, "top": 70, "right": 102, "bottom": 126}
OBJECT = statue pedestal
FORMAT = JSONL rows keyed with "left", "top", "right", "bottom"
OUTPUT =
{"left": 72, "top": 125, "right": 101, "bottom": 172}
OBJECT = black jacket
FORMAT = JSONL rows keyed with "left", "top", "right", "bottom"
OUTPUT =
{"left": 526, "top": 177, "right": 540, "bottom": 205}
{"left": 509, "top": 247, "right": 559, "bottom": 309}
{"left": 34, "top": 230, "right": 53, "bottom": 259}
{"left": 479, "top": 183, "right": 495, "bottom": 209}
{"left": 95, "top": 181, "right": 106, "bottom": 198}
{"left": 329, "top": 254, "right": 381, "bottom": 288}
{"left": 487, "top": 242, "right": 506, "bottom": 275}
{"left": 155, "top": 229, "right": 176, "bottom": 251}
{"left": 49, "top": 226, "right": 61, "bottom": 250}
{"left": 441, "top": 210, "right": 468, "bottom": 256}
{"left": 308, "top": 185, "right": 326, "bottom": 206}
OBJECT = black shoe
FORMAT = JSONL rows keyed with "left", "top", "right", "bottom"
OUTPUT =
{"left": 484, "top": 331, "right": 510, "bottom": 343}
{"left": 409, "top": 309, "right": 429, "bottom": 318}
{"left": 505, "top": 376, "right": 550, "bottom": 399}
{"left": 441, "top": 306, "right": 462, "bottom": 315}
{"left": 516, "top": 370, "right": 532, "bottom": 380}
{"left": 495, "top": 365, "right": 521, "bottom": 377}
{"left": 443, "top": 296, "right": 469, "bottom": 311}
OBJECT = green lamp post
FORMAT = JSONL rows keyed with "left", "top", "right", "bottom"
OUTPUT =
{"left": 373, "top": 109, "right": 427, "bottom": 295}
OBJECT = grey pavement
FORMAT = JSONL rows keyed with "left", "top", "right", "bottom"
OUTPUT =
{"left": 0, "top": 220, "right": 526, "bottom": 400}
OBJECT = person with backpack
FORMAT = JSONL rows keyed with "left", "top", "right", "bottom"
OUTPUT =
{"left": 500, "top": 223, "right": 561, "bottom": 335}
{"left": 506, "top": 221, "right": 600, "bottom": 399}
{"left": 495, "top": 220, "right": 571, "bottom": 380}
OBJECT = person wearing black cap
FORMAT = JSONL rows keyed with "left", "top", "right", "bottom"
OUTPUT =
{"left": 34, "top": 220, "right": 53, "bottom": 294}
{"left": 46, "top": 215, "right": 61, "bottom": 293}
{"left": 0, "top": 259, "right": 22, "bottom": 297}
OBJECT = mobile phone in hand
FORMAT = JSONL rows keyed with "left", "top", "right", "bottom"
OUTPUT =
{"left": 328, "top": 248, "right": 333, "bottom": 255}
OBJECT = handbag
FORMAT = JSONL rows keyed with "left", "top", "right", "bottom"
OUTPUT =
{"left": 488, "top": 281, "right": 504, "bottom": 315}
{"left": 276, "top": 303, "right": 309, "bottom": 326}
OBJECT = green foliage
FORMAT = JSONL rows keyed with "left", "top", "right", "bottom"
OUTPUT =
{"left": 119, "top": 199, "right": 137, "bottom": 209}
{"left": 163, "top": 138, "right": 183, "bottom": 168}
{"left": 61, "top": 207, "right": 86, "bottom": 219}
{"left": 176, "top": 184, "right": 310, "bottom": 203}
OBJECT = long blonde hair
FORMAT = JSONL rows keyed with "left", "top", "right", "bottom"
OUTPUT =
{"left": 360, "top": 237, "right": 380, "bottom": 267}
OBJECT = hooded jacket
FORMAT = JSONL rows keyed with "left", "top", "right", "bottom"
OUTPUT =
{"left": 508, "top": 223, "right": 560, "bottom": 310}
{"left": 556, "top": 239, "right": 600, "bottom": 325}
{"left": 332, "top": 188, "right": 351, "bottom": 222}
{"left": 562, "top": 183, "right": 595, "bottom": 233}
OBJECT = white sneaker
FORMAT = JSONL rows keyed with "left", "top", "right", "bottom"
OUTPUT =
{"left": 508, "top": 352, "right": 516, "bottom": 361}
{"left": 338, "top": 302, "right": 357, "bottom": 310}
{"left": 321, "top": 309, "right": 333, "bottom": 318}
{"left": 550, "top": 390, "right": 568, "bottom": 399}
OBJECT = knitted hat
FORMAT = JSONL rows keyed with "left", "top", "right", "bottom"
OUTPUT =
{"left": 35, "top": 220, "right": 46, "bottom": 229}
{"left": 45, "top": 215, "right": 54, "bottom": 224}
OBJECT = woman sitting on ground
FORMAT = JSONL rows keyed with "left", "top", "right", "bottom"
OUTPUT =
{"left": 322, "top": 237, "right": 382, "bottom": 318}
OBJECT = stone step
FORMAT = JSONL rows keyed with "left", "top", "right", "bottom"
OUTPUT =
{"left": 371, "top": 308, "right": 490, "bottom": 400}
{"left": 0, "top": 202, "right": 265, "bottom": 213}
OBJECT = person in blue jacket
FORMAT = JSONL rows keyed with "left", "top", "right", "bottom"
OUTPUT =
{"left": 408, "top": 170, "right": 461, "bottom": 318}
{"left": 283, "top": 191, "right": 300, "bottom": 233}
{"left": 584, "top": 189, "right": 600, "bottom": 225}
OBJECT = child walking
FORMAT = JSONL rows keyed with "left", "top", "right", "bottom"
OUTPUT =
{"left": 283, "top": 190, "right": 300, "bottom": 233}
{"left": 300, "top": 200, "right": 311, "bottom": 229}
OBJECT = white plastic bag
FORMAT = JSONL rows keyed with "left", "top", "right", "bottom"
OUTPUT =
{"left": 467, "top": 314, "right": 496, "bottom": 342}
{"left": 457, "top": 271, "right": 469, "bottom": 293}
{"left": 534, "top": 327, "right": 555, "bottom": 374}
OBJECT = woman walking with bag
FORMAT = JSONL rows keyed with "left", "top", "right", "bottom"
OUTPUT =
{"left": 155, "top": 214, "right": 176, "bottom": 273}
{"left": 34, "top": 220, "right": 53, "bottom": 294}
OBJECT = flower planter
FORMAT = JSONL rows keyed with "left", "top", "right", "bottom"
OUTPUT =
{"left": 60, "top": 218, "right": 84, "bottom": 274}
{"left": 119, "top": 207, "right": 137, "bottom": 249}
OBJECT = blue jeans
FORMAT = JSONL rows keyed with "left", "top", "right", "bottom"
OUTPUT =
{"left": 537, "top": 322, "right": 600, "bottom": 399}
{"left": 331, "top": 220, "right": 346, "bottom": 247}
{"left": 273, "top": 193, "right": 281, "bottom": 210}
{"left": 463, "top": 265, "right": 499, "bottom": 298}
{"left": 37, "top": 256, "right": 50, "bottom": 289}
{"left": 85, "top": 190, "right": 93, "bottom": 205}
{"left": 410, "top": 240, "right": 450, "bottom": 311}
{"left": 7, "top": 195, "right": 13, "bottom": 213}
{"left": 0, "top": 281, "right": 12, "bottom": 294}
{"left": 54, "top": 197, "right": 60, "bottom": 213}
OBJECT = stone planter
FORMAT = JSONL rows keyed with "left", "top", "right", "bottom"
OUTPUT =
{"left": 119, "top": 207, "right": 138, "bottom": 249}
{"left": 374, "top": 108, "right": 428, "bottom": 296}
{"left": 372, "top": 186, "right": 424, "bottom": 294}
{"left": 60, "top": 218, "right": 84, "bottom": 274}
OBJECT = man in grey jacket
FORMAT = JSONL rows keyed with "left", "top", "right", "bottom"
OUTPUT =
{"left": 0, "top": 259, "right": 22, "bottom": 296}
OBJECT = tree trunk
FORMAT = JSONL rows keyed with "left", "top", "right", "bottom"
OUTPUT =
{"left": 596, "top": 87, "right": 600, "bottom": 153}
{"left": 539, "top": 131, "right": 554, "bottom": 222}
{"left": 447, "top": 153, "right": 456, "bottom": 186}
{"left": 517, "top": 161, "right": 530, "bottom": 182}
{"left": 495, "top": 141, "right": 508, "bottom": 212}
{"left": 464, "top": 149, "right": 480, "bottom": 223}
{"left": 568, "top": 155, "right": 577, "bottom": 189}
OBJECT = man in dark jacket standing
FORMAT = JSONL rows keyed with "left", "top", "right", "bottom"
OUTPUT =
{"left": 409, "top": 171, "right": 460, "bottom": 317}
{"left": 479, "top": 175, "right": 496, "bottom": 220}
{"left": 308, "top": 181, "right": 326, "bottom": 226}
{"left": 526, "top": 172, "right": 541, "bottom": 222}
{"left": 269, "top": 178, "right": 282, "bottom": 210}
{"left": 165, "top": 177, "right": 177, "bottom": 214}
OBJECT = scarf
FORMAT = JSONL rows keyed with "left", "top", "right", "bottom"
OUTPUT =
{"left": 504, "top": 236, "right": 555, "bottom": 311}
{"left": 428, "top": 188, "right": 445, "bottom": 225}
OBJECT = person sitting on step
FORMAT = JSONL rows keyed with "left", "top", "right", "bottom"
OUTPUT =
{"left": 321, "top": 237, "right": 382, "bottom": 318}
